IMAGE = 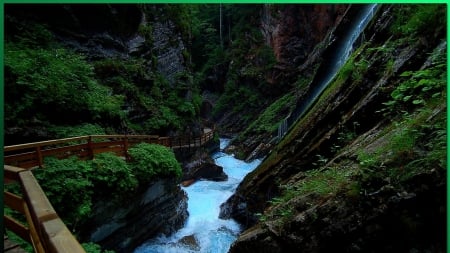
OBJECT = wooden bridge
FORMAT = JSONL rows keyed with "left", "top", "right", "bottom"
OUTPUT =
{"left": 3, "top": 129, "right": 215, "bottom": 253}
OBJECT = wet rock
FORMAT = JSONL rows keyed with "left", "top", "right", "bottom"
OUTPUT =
{"left": 178, "top": 235, "right": 200, "bottom": 251}
{"left": 183, "top": 161, "right": 228, "bottom": 182}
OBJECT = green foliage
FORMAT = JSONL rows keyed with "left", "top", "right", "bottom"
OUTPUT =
{"left": 34, "top": 156, "right": 94, "bottom": 228}
{"left": 4, "top": 43, "right": 125, "bottom": 126}
{"left": 331, "top": 123, "right": 358, "bottom": 153}
{"left": 5, "top": 17, "right": 55, "bottom": 48}
{"left": 138, "top": 23, "right": 153, "bottom": 46}
{"left": 381, "top": 49, "right": 446, "bottom": 115}
{"left": 128, "top": 143, "right": 182, "bottom": 185}
{"left": 88, "top": 153, "right": 138, "bottom": 201}
{"left": 242, "top": 92, "right": 294, "bottom": 137}
{"left": 49, "top": 123, "right": 106, "bottom": 138}
{"left": 165, "top": 4, "right": 194, "bottom": 41}
{"left": 352, "top": 59, "right": 369, "bottom": 82}
{"left": 357, "top": 101, "right": 446, "bottom": 183}
{"left": 297, "top": 168, "right": 353, "bottom": 196}
{"left": 82, "top": 242, "right": 115, "bottom": 253}
{"left": 33, "top": 152, "right": 140, "bottom": 230}
{"left": 261, "top": 167, "right": 353, "bottom": 223}
{"left": 5, "top": 230, "right": 34, "bottom": 253}
{"left": 391, "top": 5, "right": 445, "bottom": 38}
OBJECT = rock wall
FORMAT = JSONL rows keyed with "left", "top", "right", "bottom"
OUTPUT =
{"left": 79, "top": 178, "right": 188, "bottom": 253}
{"left": 261, "top": 4, "right": 347, "bottom": 72}
{"left": 151, "top": 20, "right": 187, "bottom": 84}
{"left": 222, "top": 4, "right": 446, "bottom": 252}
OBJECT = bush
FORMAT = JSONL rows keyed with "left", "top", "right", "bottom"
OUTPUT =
{"left": 4, "top": 43, "right": 125, "bottom": 125}
{"left": 48, "top": 123, "right": 106, "bottom": 138}
{"left": 34, "top": 156, "right": 94, "bottom": 228}
{"left": 88, "top": 153, "right": 138, "bottom": 201}
{"left": 33, "top": 152, "right": 139, "bottom": 229}
{"left": 128, "top": 143, "right": 182, "bottom": 185}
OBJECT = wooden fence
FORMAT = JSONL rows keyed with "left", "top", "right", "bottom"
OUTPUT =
{"left": 4, "top": 165, "right": 86, "bottom": 253}
{"left": 4, "top": 130, "right": 215, "bottom": 169}
{"left": 3, "top": 130, "right": 215, "bottom": 252}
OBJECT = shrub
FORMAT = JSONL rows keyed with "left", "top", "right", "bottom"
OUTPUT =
{"left": 4, "top": 44, "right": 124, "bottom": 125}
{"left": 128, "top": 143, "right": 182, "bottom": 185}
{"left": 34, "top": 156, "right": 94, "bottom": 227}
{"left": 48, "top": 123, "right": 106, "bottom": 138}
{"left": 88, "top": 153, "right": 138, "bottom": 201}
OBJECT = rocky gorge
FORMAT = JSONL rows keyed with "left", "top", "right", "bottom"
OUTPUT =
{"left": 4, "top": 3, "right": 446, "bottom": 253}
{"left": 220, "top": 4, "right": 446, "bottom": 252}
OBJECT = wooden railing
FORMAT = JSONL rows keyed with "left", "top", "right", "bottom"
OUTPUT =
{"left": 4, "top": 129, "right": 215, "bottom": 169}
{"left": 4, "top": 165, "right": 86, "bottom": 253}
{"left": 3, "top": 129, "right": 215, "bottom": 252}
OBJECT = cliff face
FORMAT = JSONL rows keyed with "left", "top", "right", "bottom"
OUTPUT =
{"left": 4, "top": 4, "right": 195, "bottom": 143}
{"left": 261, "top": 4, "right": 347, "bottom": 81}
{"left": 221, "top": 4, "right": 446, "bottom": 252}
{"left": 213, "top": 4, "right": 350, "bottom": 147}
{"left": 6, "top": 4, "right": 143, "bottom": 59}
{"left": 79, "top": 178, "right": 188, "bottom": 253}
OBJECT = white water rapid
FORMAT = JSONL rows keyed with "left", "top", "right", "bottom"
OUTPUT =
{"left": 134, "top": 139, "right": 262, "bottom": 253}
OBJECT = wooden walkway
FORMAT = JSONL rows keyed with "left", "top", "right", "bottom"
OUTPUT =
{"left": 3, "top": 129, "right": 215, "bottom": 253}
{"left": 4, "top": 235, "right": 27, "bottom": 253}
{"left": 4, "top": 129, "right": 214, "bottom": 169}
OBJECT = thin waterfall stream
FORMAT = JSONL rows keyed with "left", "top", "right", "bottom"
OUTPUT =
{"left": 278, "top": 4, "right": 379, "bottom": 139}
{"left": 134, "top": 139, "right": 262, "bottom": 253}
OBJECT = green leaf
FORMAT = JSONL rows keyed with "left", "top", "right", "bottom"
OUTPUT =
{"left": 400, "top": 71, "right": 413, "bottom": 77}
{"left": 403, "top": 95, "right": 412, "bottom": 102}
{"left": 412, "top": 99, "right": 425, "bottom": 105}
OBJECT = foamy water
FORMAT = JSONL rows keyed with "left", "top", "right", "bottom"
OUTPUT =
{"left": 134, "top": 139, "right": 261, "bottom": 253}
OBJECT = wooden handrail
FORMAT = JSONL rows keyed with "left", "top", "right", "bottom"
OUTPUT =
{"left": 4, "top": 165, "right": 86, "bottom": 253}
{"left": 3, "top": 129, "right": 215, "bottom": 252}
{"left": 4, "top": 136, "right": 89, "bottom": 152}
{"left": 4, "top": 130, "right": 215, "bottom": 169}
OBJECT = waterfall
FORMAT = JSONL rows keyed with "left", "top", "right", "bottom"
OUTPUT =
{"left": 277, "top": 4, "right": 379, "bottom": 139}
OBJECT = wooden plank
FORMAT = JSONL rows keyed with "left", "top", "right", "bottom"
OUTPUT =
{"left": 4, "top": 136, "right": 89, "bottom": 152}
{"left": 18, "top": 171, "right": 58, "bottom": 224}
{"left": 5, "top": 152, "right": 36, "bottom": 165}
{"left": 18, "top": 171, "right": 57, "bottom": 252}
{"left": 14, "top": 161, "right": 39, "bottom": 170}
{"left": 4, "top": 192, "right": 26, "bottom": 213}
{"left": 91, "top": 140, "right": 123, "bottom": 148}
{"left": 40, "top": 144, "right": 88, "bottom": 156}
{"left": 41, "top": 219, "right": 86, "bottom": 253}
{"left": 5, "top": 151, "right": 36, "bottom": 160}
{"left": 4, "top": 216, "right": 31, "bottom": 243}
{"left": 4, "top": 166, "right": 26, "bottom": 181}
{"left": 92, "top": 146, "right": 123, "bottom": 155}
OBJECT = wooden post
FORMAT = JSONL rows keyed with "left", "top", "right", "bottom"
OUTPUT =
{"left": 36, "top": 146, "right": 43, "bottom": 168}
{"left": 87, "top": 136, "right": 94, "bottom": 160}
{"left": 123, "top": 136, "right": 129, "bottom": 161}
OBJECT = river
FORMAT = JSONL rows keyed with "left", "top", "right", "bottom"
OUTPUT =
{"left": 134, "top": 138, "right": 262, "bottom": 253}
